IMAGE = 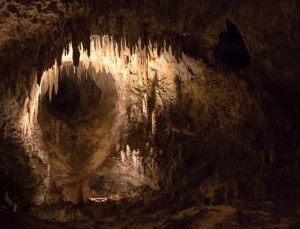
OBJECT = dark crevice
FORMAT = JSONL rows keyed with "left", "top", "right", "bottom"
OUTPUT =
{"left": 182, "top": 35, "right": 204, "bottom": 60}
{"left": 215, "top": 19, "right": 251, "bottom": 70}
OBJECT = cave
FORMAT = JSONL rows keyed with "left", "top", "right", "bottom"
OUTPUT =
{"left": 0, "top": 1, "right": 300, "bottom": 228}
{"left": 215, "top": 19, "right": 251, "bottom": 70}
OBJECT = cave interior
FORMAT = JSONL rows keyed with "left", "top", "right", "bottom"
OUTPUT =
{"left": 0, "top": 0, "right": 300, "bottom": 228}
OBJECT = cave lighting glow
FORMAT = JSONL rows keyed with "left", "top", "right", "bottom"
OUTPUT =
{"left": 17, "top": 35, "right": 153, "bottom": 137}
{"left": 30, "top": 35, "right": 175, "bottom": 142}
{"left": 39, "top": 35, "right": 171, "bottom": 102}
{"left": 17, "top": 34, "right": 178, "bottom": 149}
{"left": 16, "top": 35, "right": 173, "bottom": 196}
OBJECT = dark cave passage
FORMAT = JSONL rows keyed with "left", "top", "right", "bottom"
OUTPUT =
{"left": 215, "top": 19, "right": 251, "bottom": 70}
{"left": 43, "top": 70, "right": 102, "bottom": 122}
{"left": 45, "top": 76, "right": 81, "bottom": 119}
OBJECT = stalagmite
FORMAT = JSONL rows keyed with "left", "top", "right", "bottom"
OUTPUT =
{"left": 126, "top": 145, "right": 131, "bottom": 159}
{"left": 151, "top": 111, "right": 156, "bottom": 136}
{"left": 133, "top": 150, "right": 138, "bottom": 168}
{"left": 120, "top": 150, "right": 125, "bottom": 163}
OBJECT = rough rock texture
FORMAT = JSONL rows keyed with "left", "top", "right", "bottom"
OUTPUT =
{"left": 0, "top": 0, "right": 299, "bottom": 228}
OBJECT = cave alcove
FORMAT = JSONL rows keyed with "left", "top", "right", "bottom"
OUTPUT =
{"left": 42, "top": 69, "right": 102, "bottom": 122}
{"left": 215, "top": 19, "right": 251, "bottom": 70}
{"left": 43, "top": 75, "right": 81, "bottom": 120}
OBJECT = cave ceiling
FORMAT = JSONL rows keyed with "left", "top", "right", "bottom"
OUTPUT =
{"left": 0, "top": 0, "right": 299, "bottom": 97}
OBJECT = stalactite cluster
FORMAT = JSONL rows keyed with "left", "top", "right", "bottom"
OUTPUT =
{"left": 40, "top": 34, "right": 175, "bottom": 122}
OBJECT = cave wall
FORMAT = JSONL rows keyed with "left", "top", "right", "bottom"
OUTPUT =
{"left": 0, "top": 70, "right": 49, "bottom": 205}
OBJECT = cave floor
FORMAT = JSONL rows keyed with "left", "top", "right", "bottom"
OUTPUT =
{"left": 1, "top": 195, "right": 299, "bottom": 229}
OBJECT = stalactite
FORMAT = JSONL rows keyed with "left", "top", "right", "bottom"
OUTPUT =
{"left": 143, "top": 94, "right": 148, "bottom": 119}
{"left": 72, "top": 42, "right": 80, "bottom": 67}
{"left": 57, "top": 45, "right": 64, "bottom": 67}
{"left": 48, "top": 71, "right": 53, "bottom": 101}
{"left": 121, "top": 37, "right": 126, "bottom": 51}
{"left": 165, "top": 30, "right": 170, "bottom": 52}
{"left": 54, "top": 61, "right": 59, "bottom": 95}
